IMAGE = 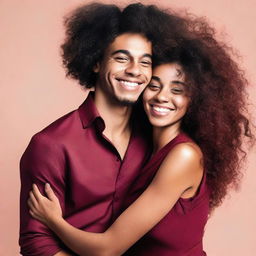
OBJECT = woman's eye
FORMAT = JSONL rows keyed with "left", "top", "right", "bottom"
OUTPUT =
{"left": 171, "top": 88, "right": 184, "bottom": 94}
{"left": 148, "top": 84, "right": 160, "bottom": 90}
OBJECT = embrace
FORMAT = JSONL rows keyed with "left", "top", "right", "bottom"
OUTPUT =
{"left": 19, "top": 3, "right": 254, "bottom": 256}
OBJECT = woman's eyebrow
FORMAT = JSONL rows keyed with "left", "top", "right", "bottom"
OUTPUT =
{"left": 151, "top": 77, "right": 187, "bottom": 86}
{"left": 151, "top": 76, "right": 161, "bottom": 82}
{"left": 171, "top": 80, "right": 187, "bottom": 86}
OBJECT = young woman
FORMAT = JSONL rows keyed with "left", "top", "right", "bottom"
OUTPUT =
{"left": 27, "top": 19, "right": 254, "bottom": 256}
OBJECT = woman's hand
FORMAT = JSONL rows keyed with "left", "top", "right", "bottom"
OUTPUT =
{"left": 28, "top": 183, "right": 63, "bottom": 226}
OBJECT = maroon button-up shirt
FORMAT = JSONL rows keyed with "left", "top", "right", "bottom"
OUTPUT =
{"left": 19, "top": 93, "right": 151, "bottom": 256}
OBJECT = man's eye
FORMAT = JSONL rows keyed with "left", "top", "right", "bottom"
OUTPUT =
{"left": 141, "top": 60, "right": 152, "bottom": 67}
{"left": 115, "top": 56, "right": 128, "bottom": 62}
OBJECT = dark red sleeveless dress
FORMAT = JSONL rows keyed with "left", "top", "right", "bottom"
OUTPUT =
{"left": 123, "top": 133, "right": 210, "bottom": 256}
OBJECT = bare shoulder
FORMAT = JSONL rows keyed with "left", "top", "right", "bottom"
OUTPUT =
{"left": 171, "top": 142, "right": 202, "bottom": 161}
{"left": 155, "top": 142, "right": 203, "bottom": 188}
{"left": 164, "top": 141, "right": 202, "bottom": 166}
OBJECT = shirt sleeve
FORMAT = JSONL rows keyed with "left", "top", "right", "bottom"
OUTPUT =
{"left": 19, "top": 133, "right": 69, "bottom": 256}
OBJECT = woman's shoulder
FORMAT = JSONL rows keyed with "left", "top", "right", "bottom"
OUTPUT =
{"left": 157, "top": 141, "right": 203, "bottom": 187}
{"left": 167, "top": 140, "right": 202, "bottom": 164}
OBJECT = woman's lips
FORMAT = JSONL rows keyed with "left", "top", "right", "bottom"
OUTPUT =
{"left": 149, "top": 104, "right": 174, "bottom": 116}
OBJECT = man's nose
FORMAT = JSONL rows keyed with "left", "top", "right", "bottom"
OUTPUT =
{"left": 125, "top": 61, "right": 141, "bottom": 77}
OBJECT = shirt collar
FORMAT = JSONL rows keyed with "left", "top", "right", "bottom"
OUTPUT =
{"left": 78, "top": 92, "right": 105, "bottom": 130}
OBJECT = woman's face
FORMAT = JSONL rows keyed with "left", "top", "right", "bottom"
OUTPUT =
{"left": 143, "top": 63, "right": 190, "bottom": 129}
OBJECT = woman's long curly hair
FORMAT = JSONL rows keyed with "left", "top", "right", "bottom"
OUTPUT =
{"left": 155, "top": 14, "right": 255, "bottom": 210}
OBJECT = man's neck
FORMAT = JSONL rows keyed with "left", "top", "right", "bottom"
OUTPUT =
{"left": 94, "top": 90, "right": 132, "bottom": 135}
{"left": 94, "top": 90, "right": 133, "bottom": 159}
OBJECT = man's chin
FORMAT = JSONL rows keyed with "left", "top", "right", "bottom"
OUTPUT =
{"left": 116, "top": 96, "right": 138, "bottom": 106}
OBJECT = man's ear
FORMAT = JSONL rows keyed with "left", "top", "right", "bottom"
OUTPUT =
{"left": 93, "top": 62, "right": 100, "bottom": 73}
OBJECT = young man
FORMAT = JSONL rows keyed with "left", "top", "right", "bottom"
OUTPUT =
{"left": 19, "top": 3, "right": 185, "bottom": 255}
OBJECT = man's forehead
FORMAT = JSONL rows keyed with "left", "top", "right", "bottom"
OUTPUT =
{"left": 107, "top": 33, "right": 152, "bottom": 55}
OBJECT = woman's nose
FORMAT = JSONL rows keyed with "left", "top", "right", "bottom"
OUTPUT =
{"left": 155, "top": 89, "right": 170, "bottom": 102}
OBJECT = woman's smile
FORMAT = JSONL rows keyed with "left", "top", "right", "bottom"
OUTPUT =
{"left": 143, "top": 63, "right": 190, "bottom": 128}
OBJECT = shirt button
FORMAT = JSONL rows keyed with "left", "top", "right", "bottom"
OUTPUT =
{"left": 116, "top": 157, "right": 120, "bottom": 162}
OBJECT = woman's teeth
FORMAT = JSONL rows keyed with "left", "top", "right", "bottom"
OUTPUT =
{"left": 152, "top": 106, "right": 171, "bottom": 113}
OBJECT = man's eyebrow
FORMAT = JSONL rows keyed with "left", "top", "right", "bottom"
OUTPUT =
{"left": 111, "top": 50, "right": 130, "bottom": 56}
{"left": 111, "top": 50, "right": 152, "bottom": 59}
{"left": 143, "top": 53, "right": 152, "bottom": 59}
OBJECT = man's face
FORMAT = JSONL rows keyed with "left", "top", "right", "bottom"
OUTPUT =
{"left": 95, "top": 33, "right": 152, "bottom": 105}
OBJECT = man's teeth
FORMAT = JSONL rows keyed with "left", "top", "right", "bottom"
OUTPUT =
{"left": 120, "top": 80, "right": 139, "bottom": 87}
{"left": 153, "top": 106, "right": 171, "bottom": 113}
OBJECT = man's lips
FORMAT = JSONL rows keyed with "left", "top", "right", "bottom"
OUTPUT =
{"left": 116, "top": 78, "right": 144, "bottom": 90}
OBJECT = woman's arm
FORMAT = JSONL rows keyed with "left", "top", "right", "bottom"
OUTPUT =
{"left": 28, "top": 143, "right": 203, "bottom": 256}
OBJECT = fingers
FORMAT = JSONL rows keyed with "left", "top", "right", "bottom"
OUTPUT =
{"left": 29, "top": 209, "right": 36, "bottom": 218}
{"left": 29, "top": 190, "right": 38, "bottom": 207}
{"left": 32, "top": 184, "right": 43, "bottom": 201}
{"left": 29, "top": 208, "right": 43, "bottom": 223}
{"left": 45, "top": 183, "right": 57, "bottom": 201}
{"left": 28, "top": 198, "right": 40, "bottom": 220}
{"left": 28, "top": 189, "right": 38, "bottom": 212}
{"left": 27, "top": 198, "right": 34, "bottom": 210}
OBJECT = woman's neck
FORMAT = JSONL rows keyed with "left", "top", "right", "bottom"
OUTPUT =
{"left": 152, "top": 125, "right": 181, "bottom": 154}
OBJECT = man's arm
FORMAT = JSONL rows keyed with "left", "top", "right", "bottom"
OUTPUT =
{"left": 19, "top": 133, "right": 72, "bottom": 256}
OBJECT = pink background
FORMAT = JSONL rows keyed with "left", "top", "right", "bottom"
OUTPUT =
{"left": 0, "top": 0, "right": 255, "bottom": 255}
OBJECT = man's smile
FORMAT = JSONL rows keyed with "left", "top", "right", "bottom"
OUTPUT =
{"left": 116, "top": 78, "right": 144, "bottom": 91}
